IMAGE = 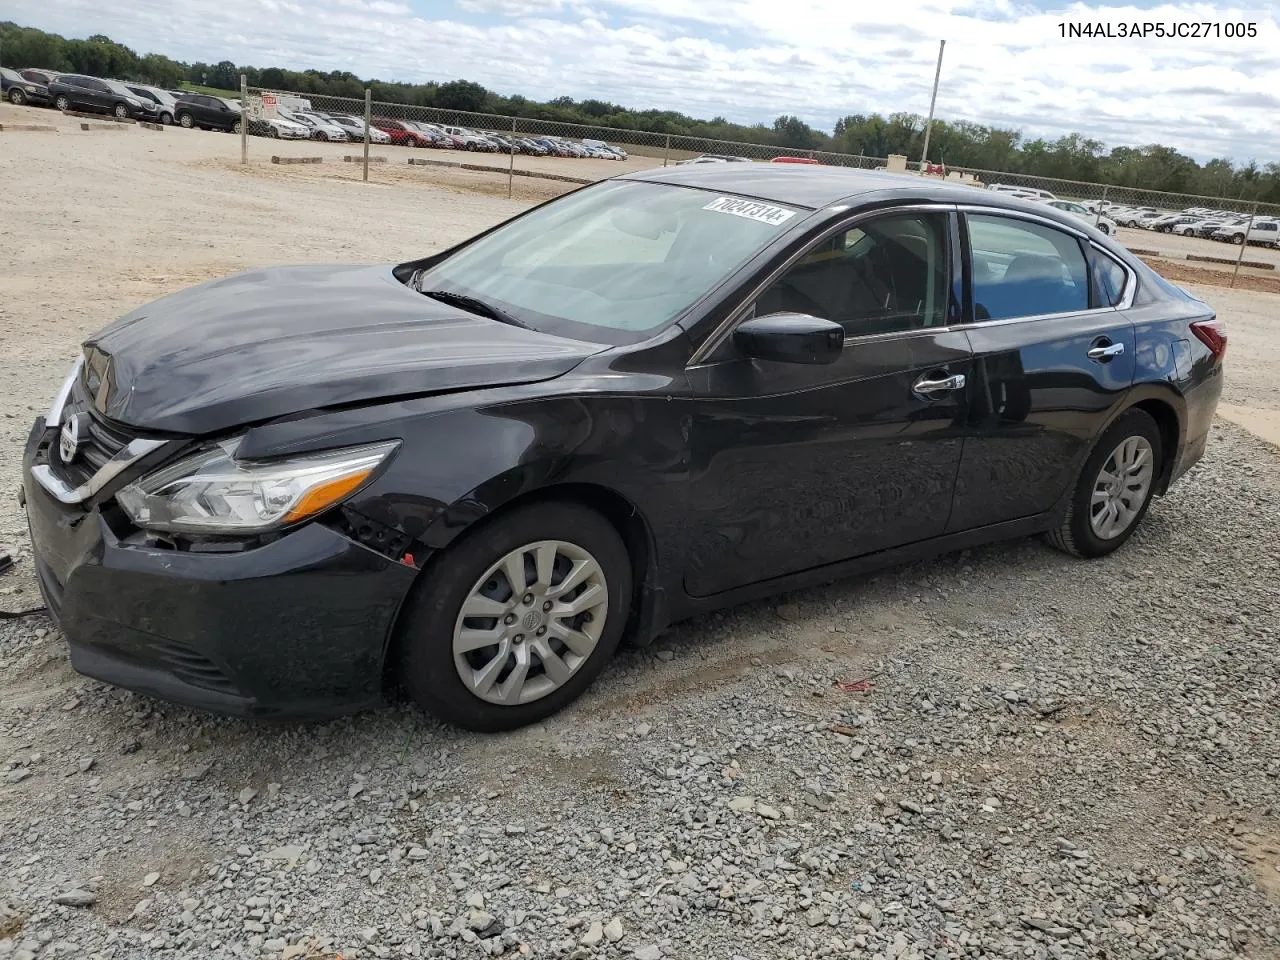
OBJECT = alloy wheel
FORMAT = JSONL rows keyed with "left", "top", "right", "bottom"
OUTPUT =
{"left": 114, "top": 103, "right": 128, "bottom": 119}
{"left": 9, "top": 89, "right": 25, "bottom": 105}
{"left": 55, "top": 95, "right": 70, "bottom": 111}
{"left": 1090, "top": 436, "right": 1154, "bottom": 540}
{"left": 452, "top": 540, "right": 609, "bottom": 706}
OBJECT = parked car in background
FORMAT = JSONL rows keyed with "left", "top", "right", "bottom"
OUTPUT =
{"left": 1112, "top": 209, "right": 1158, "bottom": 227}
{"left": 1192, "top": 218, "right": 1237, "bottom": 238}
{"left": 582, "top": 139, "right": 626, "bottom": 160}
{"left": 22, "top": 167, "right": 1224, "bottom": 731}
{"left": 173, "top": 93, "right": 242, "bottom": 132}
{"left": 1, "top": 66, "right": 50, "bottom": 106}
{"left": 987, "top": 183, "right": 1057, "bottom": 201}
{"left": 279, "top": 110, "right": 350, "bottom": 142}
{"left": 323, "top": 115, "right": 392, "bottom": 143}
{"left": 1212, "top": 220, "right": 1280, "bottom": 246}
{"left": 18, "top": 67, "right": 59, "bottom": 88}
{"left": 48, "top": 74, "right": 157, "bottom": 120}
{"left": 1147, "top": 214, "right": 1201, "bottom": 233}
{"left": 441, "top": 125, "right": 496, "bottom": 151}
{"left": 516, "top": 137, "right": 549, "bottom": 156}
{"left": 371, "top": 117, "right": 434, "bottom": 147}
{"left": 1044, "top": 199, "right": 1117, "bottom": 235}
{"left": 124, "top": 83, "right": 179, "bottom": 124}
{"left": 248, "top": 115, "right": 310, "bottom": 139}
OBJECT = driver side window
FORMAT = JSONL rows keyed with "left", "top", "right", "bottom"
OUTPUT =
{"left": 753, "top": 212, "right": 950, "bottom": 338}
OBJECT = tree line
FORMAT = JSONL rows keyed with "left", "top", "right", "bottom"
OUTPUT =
{"left": 3, "top": 20, "right": 1277, "bottom": 204}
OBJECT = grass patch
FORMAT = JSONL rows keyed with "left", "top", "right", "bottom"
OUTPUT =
{"left": 179, "top": 82, "right": 241, "bottom": 99}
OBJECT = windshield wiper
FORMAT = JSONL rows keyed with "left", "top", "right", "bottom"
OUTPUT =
{"left": 420, "top": 288, "right": 533, "bottom": 330}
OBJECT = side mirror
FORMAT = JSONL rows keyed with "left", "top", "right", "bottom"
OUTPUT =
{"left": 733, "top": 313, "right": 844, "bottom": 365}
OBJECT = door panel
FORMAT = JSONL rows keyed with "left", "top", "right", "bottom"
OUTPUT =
{"left": 948, "top": 212, "right": 1136, "bottom": 532}
{"left": 685, "top": 329, "right": 971, "bottom": 596}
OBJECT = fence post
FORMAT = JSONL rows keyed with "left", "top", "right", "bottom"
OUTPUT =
{"left": 1231, "top": 201, "right": 1258, "bottom": 289}
{"left": 508, "top": 115, "right": 517, "bottom": 199}
{"left": 663, "top": 133, "right": 671, "bottom": 168}
{"left": 239, "top": 75, "right": 247, "bottom": 165}
{"left": 1094, "top": 184, "right": 1109, "bottom": 229}
{"left": 363, "top": 89, "right": 371, "bottom": 183}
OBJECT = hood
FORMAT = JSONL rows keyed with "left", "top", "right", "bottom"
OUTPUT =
{"left": 83, "top": 265, "right": 603, "bottom": 436}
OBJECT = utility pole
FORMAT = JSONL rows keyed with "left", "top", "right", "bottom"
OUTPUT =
{"left": 919, "top": 39, "right": 945, "bottom": 173}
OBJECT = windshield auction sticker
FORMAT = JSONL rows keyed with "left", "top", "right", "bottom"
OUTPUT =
{"left": 702, "top": 197, "right": 797, "bottom": 226}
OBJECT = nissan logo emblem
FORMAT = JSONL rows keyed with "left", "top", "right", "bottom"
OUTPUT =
{"left": 59, "top": 412, "right": 90, "bottom": 465}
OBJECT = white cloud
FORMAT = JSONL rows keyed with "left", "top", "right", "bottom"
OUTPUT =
{"left": 7, "top": 0, "right": 1280, "bottom": 161}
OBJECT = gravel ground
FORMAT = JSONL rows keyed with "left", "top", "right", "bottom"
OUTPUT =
{"left": 2, "top": 103, "right": 1279, "bottom": 960}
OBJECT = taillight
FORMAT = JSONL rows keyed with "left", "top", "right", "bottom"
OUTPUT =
{"left": 1190, "top": 318, "right": 1227, "bottom": 362}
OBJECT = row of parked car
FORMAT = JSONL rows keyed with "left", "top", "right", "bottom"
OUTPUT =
{"left": 1102, "top": 205, "right": 1280, "bottom": 247}
{"left": 0, "top": 67, "right": 631, "bottom": 160}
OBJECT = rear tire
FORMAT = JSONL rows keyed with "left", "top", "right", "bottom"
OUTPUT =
{"left": 177, "top": 112, "right": 194, "bottom": 128}
{"left": 232, "top": 121, "right": 242, "bottom": 134}
{"left": 54, "top": 94, "right": 71, "bottom": 111}
{"left": 396, "top": 501, "right": 632, "bottom": 732}
{"left": 1045, "top": 408, "right": 1162, "bottom": 559}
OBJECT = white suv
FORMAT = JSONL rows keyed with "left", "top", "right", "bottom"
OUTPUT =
{"left": 1212, "top": 220, "right": 1279, "bottom": 247}
{"left": 988, "top": 183, "right": 1056, "bottom": 201}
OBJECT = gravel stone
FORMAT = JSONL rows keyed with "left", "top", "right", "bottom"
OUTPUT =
{"left": 1, "top": 136, "right": 1278, "bottom": 960}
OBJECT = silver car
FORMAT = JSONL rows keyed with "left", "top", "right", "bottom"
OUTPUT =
{"left": 1044, "top": 199, "right": 1118, "bottom": 236}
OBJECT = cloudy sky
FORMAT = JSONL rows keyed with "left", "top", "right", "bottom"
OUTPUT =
{"left": 8, "top": 0, "right": 1280, "bottom": 161}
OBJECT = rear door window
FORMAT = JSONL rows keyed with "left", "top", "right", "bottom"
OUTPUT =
{"left": 967, "top": 215, "right": 1090, "bottom": 321}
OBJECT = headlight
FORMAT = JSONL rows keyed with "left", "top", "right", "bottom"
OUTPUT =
{"left": 116, "top": 438, "right": 399, "bottom": 535}
{"left": 47, "top": 357, "right": 84, "bottom": 429}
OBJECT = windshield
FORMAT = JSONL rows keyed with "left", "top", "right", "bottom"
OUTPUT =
{"left": 411, "top": 180, "right": 802, "bottom": 345}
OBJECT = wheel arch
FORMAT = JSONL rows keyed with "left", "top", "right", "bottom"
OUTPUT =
{"left": 1100, "top": 389, "right": 1184, "bottom": 496}
{"left": 380, "top": 479, "right": 662, "bottom": 690}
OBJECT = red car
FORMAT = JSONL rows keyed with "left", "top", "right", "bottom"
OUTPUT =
{"left": 371, "top": 117, "right": 433, "bottom": 147}
{"left": 771, "top": 156, "right": 820, "bottom": 164}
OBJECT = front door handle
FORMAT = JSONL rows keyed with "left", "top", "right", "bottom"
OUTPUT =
{"left": 1087, "top": 342, "right": 1125, "bottom": 361}
{"left": 913, "top": 373, "right": 967, "bottom": 397}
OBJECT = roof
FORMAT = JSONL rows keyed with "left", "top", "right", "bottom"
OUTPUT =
{"left": 621, "top": 163, "right": 1079, "bottom": 224}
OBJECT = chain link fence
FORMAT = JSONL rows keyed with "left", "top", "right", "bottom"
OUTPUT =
{"left": 234, "top": 80, "right": 1279, "bottom": 285}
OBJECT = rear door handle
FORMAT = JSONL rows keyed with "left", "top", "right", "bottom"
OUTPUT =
{"left": 913, "top": 373, "right": 967, "bottom": 397}
{"left": 1087, "top": 342, "right": 1125, "bottom": 361}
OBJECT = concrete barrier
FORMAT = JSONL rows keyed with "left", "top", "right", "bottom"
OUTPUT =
{"left": 1187, "top": 253, "right": 1274, "bottom": 271}
{"left": 64, "top": 110, "right": 134, "bottom": 124}
{"left": 271, "top": 156, "right": 323, "bottom": 164}
{"left": 406, "top": 156, "right": 592, "bottom": 185}
{"left": 139, "top": 121, "right": 165, "bottom": 132}
{"left": 80, "top": 122, "right": 129, "bottom": 132}
{"left": 0, "top": 123, "right": 57, "bottom": 132}
{"left": 1127, "top": 248, "right": 1161, "bottom": 256}
{"left": 343, "top": 155, "right": 387, "bottom": 163}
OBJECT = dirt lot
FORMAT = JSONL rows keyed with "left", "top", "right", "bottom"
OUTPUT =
{"left": 1, "top": 103, "right": 1279, "bottom": 960}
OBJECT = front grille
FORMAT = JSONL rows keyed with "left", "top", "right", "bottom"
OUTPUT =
{"left": 51, "top": 385, "right": 139, "bottom": 489}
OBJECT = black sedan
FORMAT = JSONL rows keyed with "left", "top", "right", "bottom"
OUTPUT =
{"left": 1, "top": 66, "right": 50, "bottom": 106}
{"left": 22, "top": 166, "right": 1225, "bottom": 731}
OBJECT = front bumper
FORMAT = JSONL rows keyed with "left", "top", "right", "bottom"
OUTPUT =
{"left": 22, "top": 418, "right": 419, "bottom": 718}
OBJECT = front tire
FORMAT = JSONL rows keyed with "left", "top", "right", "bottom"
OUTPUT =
{"left": 113, "top": 102, "right": 129, "bottom": 119}
{"left": 9, "top": 88, "right": 26, "bottom": 105}
{"left": 1045, "top": 408, "right": 1162, "bottom": 559}
{"left": 396, "top": 501, "right": 632, "bottom": 732}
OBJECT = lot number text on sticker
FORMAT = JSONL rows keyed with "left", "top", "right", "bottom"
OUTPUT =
{"left": 703, "top": 196, "right": 797, "bottom": 226}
